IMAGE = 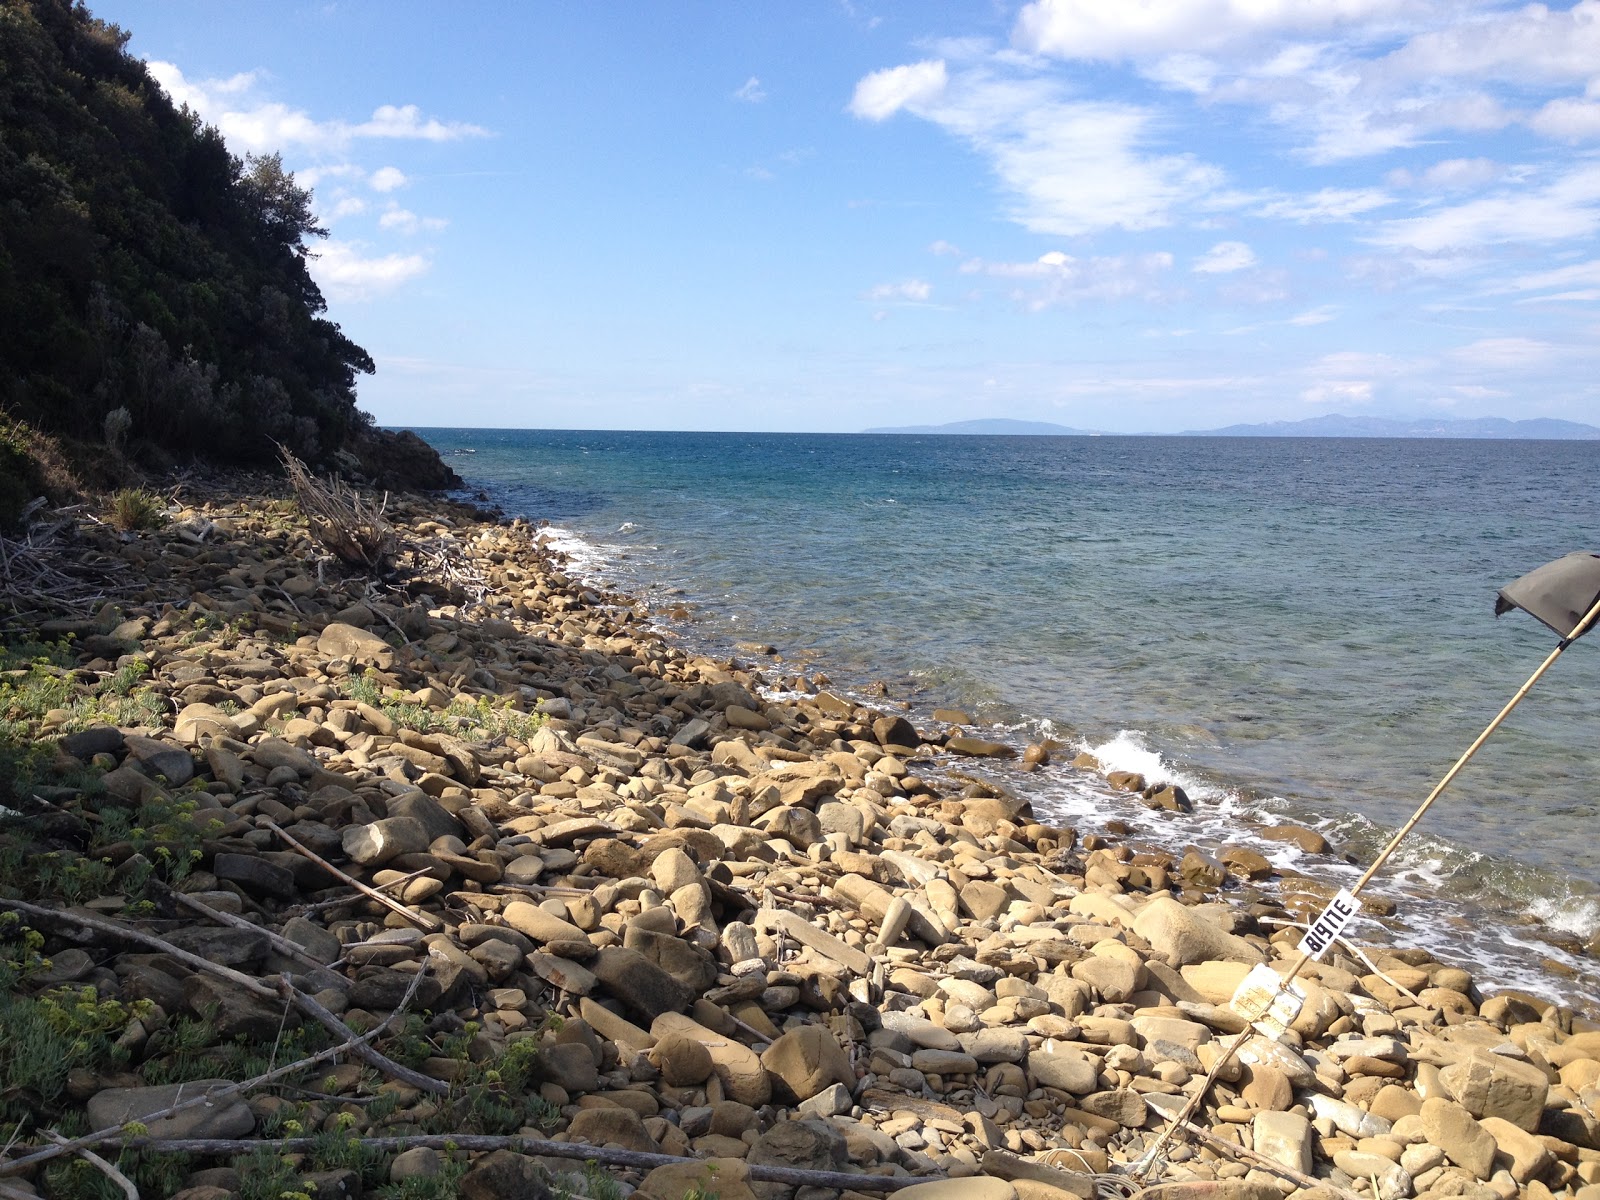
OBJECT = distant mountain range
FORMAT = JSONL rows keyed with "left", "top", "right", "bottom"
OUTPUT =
{"left": 1187, "top": 415, "right": 1600, "bottom": 439}
{"left": 864, "top": 414, "right": 1600, "bottom": 439}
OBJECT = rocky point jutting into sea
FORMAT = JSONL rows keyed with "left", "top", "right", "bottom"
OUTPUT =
{"left": 2, "top": 474, "right": 1599, "bottom": 1200}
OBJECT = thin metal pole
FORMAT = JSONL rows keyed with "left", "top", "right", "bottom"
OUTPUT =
{"left": 1131, "top": 589, "right": 1600, "bottom": 1180}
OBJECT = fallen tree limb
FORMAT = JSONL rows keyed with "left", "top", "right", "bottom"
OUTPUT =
{"left": 157, "top": 883, "right": 345, "bottom": 992}
{"left": 0, "top": 966, "right": 434, "bottom": 1177}
{"left": 42, "top": 1134, "right": 137, "bottom": 1200}
{"left": 264, "top": 818, "right": 443, "bottom": 933}
{"left": 0, "top": 899, "right": 445, "bottom": 1103}
{"left": 280, "top": 979, "right": 447, "bottom": 1096}
{"left": 1140, "top": 1098, "right": 1360, "bottom": 1200}
{"left": 42, "top": 1135, "right": 931, "bottom": 1191}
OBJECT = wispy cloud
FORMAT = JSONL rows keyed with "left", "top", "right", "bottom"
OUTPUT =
{"left": 1193, "top": 240, "right": 1256, "bottom": 273}
{"left": 1370, "top": 163, "right": 1600, "bottom": 251}
{"left": 308, "top": 241, "right": 430, "bottom": 300}
{"left": 865, "top": 279, "right": 934, "bottom": 302}
{"left": 147, "top": 62, "right": 488, "bottom": 155}
{"left": 960, "top": 250, "right": 1176, "bottom": 308}
{"left": 378, "top": 206, "right": 448, "bottom": 236}
{"left": 733, "top": 76, "right": 767, "bottom": 103}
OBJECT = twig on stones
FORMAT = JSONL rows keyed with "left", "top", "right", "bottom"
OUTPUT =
{"left": 0, "top": 965, "right": 434, "bottom": 1177}
{"left": 280, "top": 978, "right": 448, "bottom": 1096}
{"left": 263, "top": 818, "right": 443, "bottom": 933}
{"left": 158, "top": 884, "right": 345, "bottom": 991}
{"left": 1258, "top": 917, "right": 1424, "bottom": 1005}
{"left": 1138, "top": 1098, "right": 1360, "bottom": 1200}
{"left": 65, "top": 1135, "right": 932, "bottom": 1191}
{"left": 0, "top": 900, "right": 446, "bottom": 1121}
{"left": 0, "top": 897, "right": 283, "bottom": 1002}
{"left": 42, "top": 1134, "right": 138, "bottom": 1200}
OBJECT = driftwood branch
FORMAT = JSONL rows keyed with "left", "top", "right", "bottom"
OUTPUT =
{"left": 157, "top": 883, "right": 344, "bottom": 991}
{"left": 279, "top": 979, "right": 447, "bottom": 1096}
{"left": 54, "top": 1135, "right": 931, "bottom": 1191}
{"left": 43, "top": 1134, "right": 138, "bottom": 1200}
{"left": 263, "top": 818, "right": 443, "bottom": 933}
{"left": 1141, "top": 1099, "right": 1361, "bottom": 1200}
{"left": 0, "top": 965, "right": 435, "bottom": 1177}
{"left": 0, "top": 898, "right": 445, "bottom": 1103}
{"left": 280, "top": 447, "right": 396, "bottom": 574}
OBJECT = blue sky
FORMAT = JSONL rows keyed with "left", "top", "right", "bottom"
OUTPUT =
{"left": 98, "top": 1, "right": 1600, "bottom": 432}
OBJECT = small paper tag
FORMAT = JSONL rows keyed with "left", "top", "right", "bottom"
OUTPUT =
{"left": 1296, "top": 888, "right": 1361, "bottom": 960}
{"left": 1230, "top": 961, "right": 1306, "bottom": 1038}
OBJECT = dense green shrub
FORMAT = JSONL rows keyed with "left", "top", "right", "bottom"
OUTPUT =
{"left": 0, "top": 0, "right": 375, "bottom": 468}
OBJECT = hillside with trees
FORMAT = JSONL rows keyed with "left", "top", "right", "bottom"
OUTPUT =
{"left": 0, "top": 0, "right": 454, "bottom": 513}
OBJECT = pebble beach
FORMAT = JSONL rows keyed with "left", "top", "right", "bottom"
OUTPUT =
{"left": 2, "top": 478, "right": 1599, "bottom": 1200}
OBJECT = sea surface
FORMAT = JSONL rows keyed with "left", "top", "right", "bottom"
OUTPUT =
{"left": 416, "top": 428, "right": 1600, "bottom": 1006}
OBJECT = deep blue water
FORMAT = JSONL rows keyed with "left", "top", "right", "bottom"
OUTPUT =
{"left": 419, "top": 429, "right": 1600, "bottom": 1002}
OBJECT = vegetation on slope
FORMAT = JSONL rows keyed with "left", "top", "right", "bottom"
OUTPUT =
{"left": 0, "top": 0, "right": 458, "bottom": 517}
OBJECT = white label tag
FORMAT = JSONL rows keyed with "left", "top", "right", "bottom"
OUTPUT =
{"left": 1296, "top": 888, "right": 1361, "bottom": 960}
{"left": 1230, "top": 962, "right": 1306, "bottom": 1039}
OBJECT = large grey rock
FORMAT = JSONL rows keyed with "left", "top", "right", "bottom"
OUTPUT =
{"left": 747, "top": 1119, "right": 849, "bottom": 1172}
{"left": 317, "top": 622, "right": 395, "bottom": 669}
{"left": 592, "top": 946, "right": 693, "bottom": 1024}
{"left": 1133, "top": 897, "right": 1265, "bottom": 966}
{"left": 1421, "top": 1096, "right": 1498, "bottom": 1180}
{"left": 1439, "top": 1050, "right": 1550, "bottom": 1132}
{"left": 88, "top": 1080, "right": 254, "bottom": 1139}
{"left": 761, "top": 1024, "right": 854, "bottom": 1103}
{"left": 537, "top": 1042, "right": 599, "bottom": 1095}
{"left": 342, "top": 816, "right": 429, "bottom": 866}
{"left": 1253, "top": 1110, "right": 1313, "bottom": 1174}
{"left": 1029, "top": 1040, "right": 1099, "bottom": 1094}
{"left": 122, "top": 734, "right": 195, "bottom": 785}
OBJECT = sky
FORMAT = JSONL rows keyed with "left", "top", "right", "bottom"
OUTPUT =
{"left": 94, "top": 0, "right": 1600, "bottom": 433}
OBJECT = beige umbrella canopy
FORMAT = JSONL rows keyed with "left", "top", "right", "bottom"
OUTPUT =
{"left": 1496, "top": 550, "right": 1600, "bottom": 640}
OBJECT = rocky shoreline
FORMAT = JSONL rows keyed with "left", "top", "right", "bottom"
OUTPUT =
{"left": 1, "top": 479, "right": 1598, "bottom": 1200}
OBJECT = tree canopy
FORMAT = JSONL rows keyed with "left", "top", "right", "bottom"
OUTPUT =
{"left": 0, "top": 0, "right": 379, "bottom": 467}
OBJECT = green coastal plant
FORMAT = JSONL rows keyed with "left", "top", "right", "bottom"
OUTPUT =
{"left": 108, "top": 487, "right": 167, "bottom": 532}
{"left": 339, "top": 670, "right": 547, "bottom": 742}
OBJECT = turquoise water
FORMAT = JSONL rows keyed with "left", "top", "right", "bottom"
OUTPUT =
{"left": 419, "top": 429, "right": 1600, "bottom": 1003}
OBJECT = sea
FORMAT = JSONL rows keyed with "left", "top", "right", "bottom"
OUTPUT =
{"left": 414, "top": 428, "right": 1600, "bottom": 1008}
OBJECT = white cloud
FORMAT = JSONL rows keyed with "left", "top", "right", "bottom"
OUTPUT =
{"left": 309, "top": 241, "right": 430, "bottom": 300}
{"left": 848, "top": 60, "right": 949, "bottom": 121}
{"left": 1013, "top": 0, "right": 1405, "bottom": 61}
{"left": 1288, "top": 305, "right": 1338, "bottom": 325}
{"left": 369, "top": 166, "right": 409, "bottom": 192}
{"left": 147, "top": 62, "right": 487, "bottom": 155}
{"left": 378, "top": 206, "right": 448, "bottom": 235}
{"left": 353, "top": 104, "right": 487, "bottom": 142}
{"left": 1501, "top": 258, "right": 1600, "bottom": 293}
{"left": 851, "top": 64, "right": 1227, "bottom": 234}
{"left": 1256, "top": 187, "right": 1392, "bottom": 222}
{"left": 1193, "top": 240, "right": 1257, "bottom": 273}
{"left": 734, "top": 76, "right": 767, "bottom": 103}
{"left": 960, "top": 250, "right": 1175, "bottom": 308}
{"left": 1371, "top": 163, "right": 1600, "bottom": 250}
{"left": 323, "top": 195, "right": 368, "bottom": 221}
{"left": 865, "top": 279, "right": 933, "bottom": 302}
{"left": 1378, "top": 1, "right": 1600, "bottom": 88}
{"left": 1385, "top": 157, "right": 1503, "bottom": 191}
{"left": 1530, "top": 96, "right": 1600, "bottom": 140}
{"left": 1450, "top": 336, "right": 1555, "bottom": 369}
{"left": 929, "top": 239, "right": 964, "bottom": 256}
{"left": 1302, "top": 379, "right": 1375, "bottom": 405}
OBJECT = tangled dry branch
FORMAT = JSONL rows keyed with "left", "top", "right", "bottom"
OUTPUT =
{"left": 280, "top": 447, "right": 398, "bottom": 574}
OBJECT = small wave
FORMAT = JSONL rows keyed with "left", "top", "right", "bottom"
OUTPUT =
{"left": 617, "top": 521, "right": 640, "bottom": 533}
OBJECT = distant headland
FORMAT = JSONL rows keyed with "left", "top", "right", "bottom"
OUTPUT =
{"left": 863, "top": 414, "right": 1600, "bottom": 439}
